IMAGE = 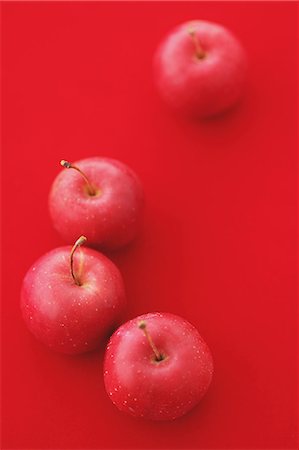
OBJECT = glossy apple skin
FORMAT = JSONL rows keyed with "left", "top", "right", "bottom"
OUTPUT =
{"left": 49, "top": 157, "right": 143, "bottom": 250}
{"left": 154, "top": 20, "right": 248, "bottom": 118}
{"left": 103, "top": 312, "right": 213, "bottom": 421}
{"left": 21, "top": 246, "right": 126, "bottom": 354}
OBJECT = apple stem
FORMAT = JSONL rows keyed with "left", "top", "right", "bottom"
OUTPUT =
{"left": 60, "top": 160, "right": 96, "bottom": 196}
{"left": 138, "top": 320, "right": 163, "bottom": 361}
{"left": 70, "top": 235, "right": 87, "bottom": 286}
{"left": 188, "top": 27, "right": 205, "bottom": 60}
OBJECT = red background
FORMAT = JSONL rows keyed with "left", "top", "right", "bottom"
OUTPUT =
{"left": 1, "top": 2, "right": 298, "bottom": 449}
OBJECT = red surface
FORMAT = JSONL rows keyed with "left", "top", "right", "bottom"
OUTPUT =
{"left": 1, "top": 2, "right": 297, "bottom": 449}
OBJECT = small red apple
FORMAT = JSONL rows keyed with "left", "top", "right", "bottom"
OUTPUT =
{"left": 103, "top": 312, "right": 213, "bottom": 420}
{"left": 49, "top": 157, "right": 143, "bottom": 250}
{"left": 21, "top": 236, "right": 126, "bottom": 354}
{"left": 154, "top": 20, "right": 248, "bottom": 118}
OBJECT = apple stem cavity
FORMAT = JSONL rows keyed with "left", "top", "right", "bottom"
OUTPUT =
{"left": 138, "top": 320, "right": 164, "bottom": 362}
{"left": 188, "top": 27, "right": 206, "bottom": 60}
{"left": 60, "top": 160, "right": 97, "bottom": 196}
{"left": 70, "top": 235, "right": 87, "bottom": 286}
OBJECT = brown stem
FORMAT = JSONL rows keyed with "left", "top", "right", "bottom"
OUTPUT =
{"left": 188, "top": 27, "right": 205, "bottom": 60}
{"left": 138, "top": 320, "right": 163, "bottom": 361}
{"left": 60, "top": 160, "right": 96, "bottom": 196}
{"left": 70, "top": 236, "right": 87, "bottom": 286}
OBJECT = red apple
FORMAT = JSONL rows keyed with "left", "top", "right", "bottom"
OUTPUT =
{"left": 154, "top": 20, "right": 248, "bottom": 118}
{"left": 21, "top": 236, "right": 126, "bottom": 354}
{"left": 103, "top": 312, "right": 213, "bottom": 420}
{"left": 49, "top": 157, "right": 143, "bottom": 250}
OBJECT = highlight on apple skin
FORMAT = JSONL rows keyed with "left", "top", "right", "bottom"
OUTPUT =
{"left": 103, "top": 312, "right": 213, "bottom": 420}
{"left": 153, "top": 20, "right": 248, "bottom": 118}
{"left": 20, "top": 237, "right": 126, "bottom": 354}
{"left": 49, "top": 157, "right": 144, "bottom": 250}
